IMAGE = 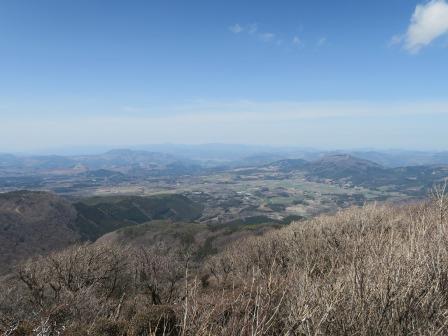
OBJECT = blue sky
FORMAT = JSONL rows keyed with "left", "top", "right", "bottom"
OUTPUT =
{"left": 1, "top": 0, "right": 448, "bottom": 152}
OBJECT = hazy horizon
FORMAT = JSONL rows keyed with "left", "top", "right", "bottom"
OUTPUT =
{"left": 2, "top": 143, "right": 448, "bottom": 157}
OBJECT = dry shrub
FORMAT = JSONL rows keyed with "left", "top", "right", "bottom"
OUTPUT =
{"left": 195, "top": 194, "right": 448, "bottom": 335}
{"left": 128, "top": 305, "right": 177, "bottom": 336}
{"left": 130, "top": 243, "right": 188, "bottom": 305}
{"left": 2, "top": 191, "right": 448, "bottom": 335}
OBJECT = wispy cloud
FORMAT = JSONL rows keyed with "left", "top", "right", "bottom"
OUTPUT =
{"left": 228, "top": 23, "right": 284, "bottom": 45}
{"left": 317, "top": 37, "right": 327, "bottom": 47}
{"left": 229, "top": 24, "right": 244, "bottom": 34}
{"left": 229, "top": 23, "right": 327, "bottom": 50}
{"left": 229, "top": 23, "right": 258, "bottom": 35}
{"left": 247, "top": 23, "right": 258, "bottom": 34}
{"left": 122, "top": 106, "right": 145, "bottom": 113}
{"left": 394, "top": 0, "right": 448, "bottom": 53}
{"left": 292, "top": 36, "right": 302, "bottom": 46}
{"left": 2, "top": 100, "right": 448, "bottom": 150}
{"left": 171, "top": 100, "right": 448, "bottom": 119}
{"left": 259, "top": 32, "right": 276, "bottom": 42}
{"left": 389, "top": 34, "right": 403, "bottom": 47}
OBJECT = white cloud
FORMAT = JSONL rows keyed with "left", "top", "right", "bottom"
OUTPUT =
{"left": 403, "top": 0, "right": 448, "bottom": 53}
{"left": 229, "top": 24, "right": 243, "bottom": 34}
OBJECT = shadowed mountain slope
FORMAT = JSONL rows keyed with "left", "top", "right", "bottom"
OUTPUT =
{"left": 0, "top": 191, "right": 204, "bottom": 274}
{"left": 0, "top": 191, "right": 79, "bottom": 274}
{"left": 74, "top": 194, "right": 204, "bottom": 241}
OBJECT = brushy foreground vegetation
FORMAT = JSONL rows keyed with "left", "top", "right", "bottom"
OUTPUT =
{"left": 1, "top": 186, "right": 448, "bottom": 335}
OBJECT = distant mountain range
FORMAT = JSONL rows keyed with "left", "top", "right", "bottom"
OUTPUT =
{"left": 0, "top": 149, "right": 178, "bottom": 173}
{"left": 2, "top": 147, "right": 448, "bottom": 174}
{"left": 266, "top": 154, "right": 448, "bottom": 194}
{"left": 1, "top": 149, "right": 447, "bottom": 196}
